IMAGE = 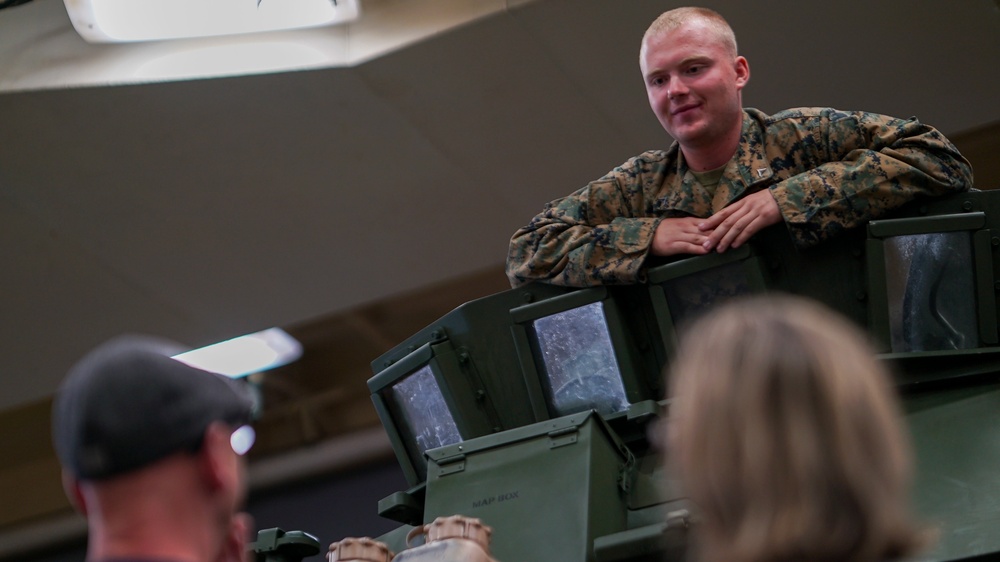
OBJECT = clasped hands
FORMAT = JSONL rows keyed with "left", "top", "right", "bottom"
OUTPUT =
{"left": 650, "top": 190, "right": 781, "bottom": 257}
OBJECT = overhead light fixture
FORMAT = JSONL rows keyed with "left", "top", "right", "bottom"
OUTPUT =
{"left": 63, "top": 0, "right": 360, "bottom": 43}
{"left": 172, "top": 327, "right": 303, "bottom": 378}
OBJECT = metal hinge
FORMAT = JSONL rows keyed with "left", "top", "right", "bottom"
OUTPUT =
{"left": 548, "top": 426, "right": 579, "bottom": 449}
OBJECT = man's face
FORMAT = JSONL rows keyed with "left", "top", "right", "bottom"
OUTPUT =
{"left": 640, "top": 20, "right": 748, "bottom": 152}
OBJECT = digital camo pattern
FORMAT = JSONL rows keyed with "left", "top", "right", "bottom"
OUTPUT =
{"left": 506, "top": 107, "right": 973, "bottom": 287}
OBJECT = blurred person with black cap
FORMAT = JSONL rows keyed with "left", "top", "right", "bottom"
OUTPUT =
{"left": 52, "top": 334, "right": 258, "bottom": 562}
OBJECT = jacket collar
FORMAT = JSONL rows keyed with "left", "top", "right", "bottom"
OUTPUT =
{"left": 655, "top": 109, "right": 774, "bottom": 216}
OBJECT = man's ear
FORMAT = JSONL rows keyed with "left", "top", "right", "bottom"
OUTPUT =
{"left": 734, "top": 55, "right": 750, "bottom": 90}
{"left": 61, "top": 470, "right": 88, "bottom": 515}
{"left": 198, "top": 423, "right": 232, "bottom": 492}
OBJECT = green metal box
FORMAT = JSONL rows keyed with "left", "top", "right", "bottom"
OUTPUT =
{"left": 422, "top": 411, "right": 633, "bottom": 562}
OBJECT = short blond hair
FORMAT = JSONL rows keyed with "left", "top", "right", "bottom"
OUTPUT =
{"left": 667, "top": 295, "right": 929, "bottom": 562}
{"left": 643, "top": 7, "right": 738, "bottom": 57}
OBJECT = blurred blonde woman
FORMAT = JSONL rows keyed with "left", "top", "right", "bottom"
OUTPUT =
{"left": 666, "top": 295, "right": 929, "bottom": 562}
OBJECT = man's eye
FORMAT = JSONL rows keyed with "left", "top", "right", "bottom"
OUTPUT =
{"left": 686, "top": 66, "right": 703, "bottom": 75}
{"left": 650, "top": 77, "right": 665, "bottom": 87}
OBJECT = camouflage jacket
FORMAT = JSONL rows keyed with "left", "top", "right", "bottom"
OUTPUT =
{"left": 506, "top": 107, "right": 973, "bottom": 287}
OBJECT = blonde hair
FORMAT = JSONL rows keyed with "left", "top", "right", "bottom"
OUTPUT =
{"left": 667, "top": 295, "right": 928, "bottom": 562}
{"left": 643, "top": 7, "right": 738, "bottom": 57}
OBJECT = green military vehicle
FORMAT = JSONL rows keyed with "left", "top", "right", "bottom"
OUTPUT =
{"left": 344, "top": 189, "right": 1000, "bottom": 561}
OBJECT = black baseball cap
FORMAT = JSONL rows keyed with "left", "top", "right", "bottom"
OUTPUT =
{"left": 53, "top": 334, "right": 257, "bottom": 480}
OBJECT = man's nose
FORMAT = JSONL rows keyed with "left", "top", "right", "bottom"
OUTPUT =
{"left": 666, "top": 76, "right": 688, "bottom": 99}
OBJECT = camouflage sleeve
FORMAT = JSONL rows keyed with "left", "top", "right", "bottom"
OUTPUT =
{"left": 505, "top": 161, "right": 662, "bottom": 288}
{"left": 770, "top": 109, "right": 973, "bottom": 247}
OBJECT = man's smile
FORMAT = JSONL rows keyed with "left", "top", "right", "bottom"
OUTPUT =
{"left": 671, "top": 102, "right": 701, "bottom": 117}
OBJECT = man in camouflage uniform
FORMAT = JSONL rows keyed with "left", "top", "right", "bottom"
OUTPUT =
{"left": 505, "top": 7, "right": 973, "bottom": 288}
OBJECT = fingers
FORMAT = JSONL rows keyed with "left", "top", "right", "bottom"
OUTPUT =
{"left": 696, "top": 206, "right": 732, "bottom": 232}
{"left": 651, "top": 217, "right": 712, "bottom": 257}
{"left": 654, "top": 192, "right": 781, "bottom": 256}
{"left": 707, "top": 205, "right": 754, "bottom": 251}
{"left": 711, "top": 213, "right": 759, "bottom": 252}
{"left": 699, "top": 192, "right": 781, "bottom": 253}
